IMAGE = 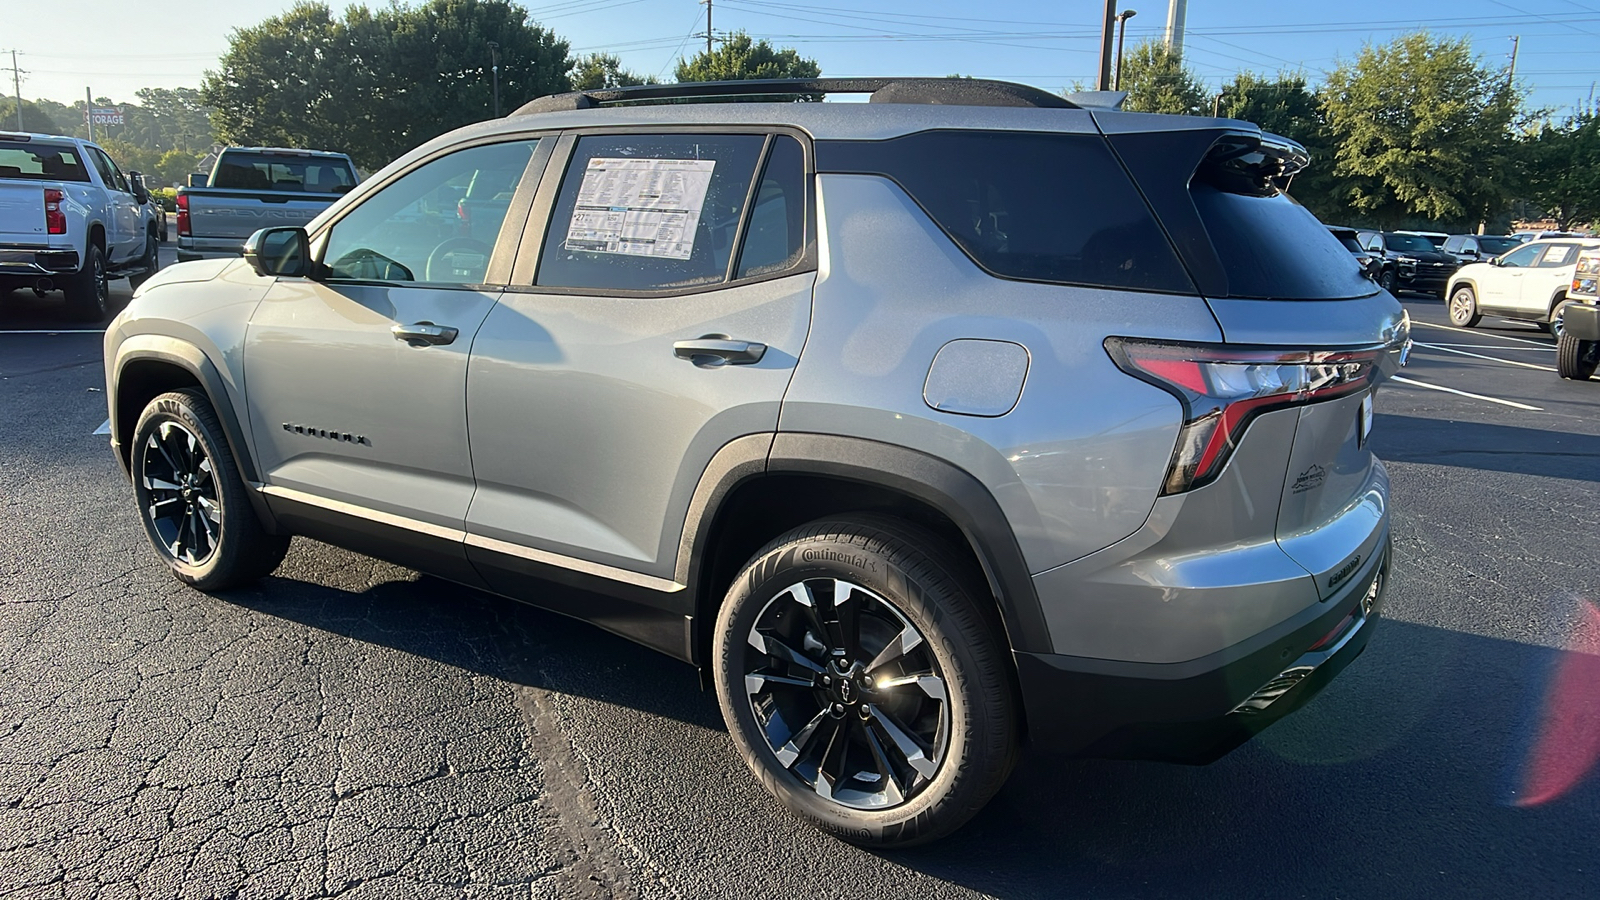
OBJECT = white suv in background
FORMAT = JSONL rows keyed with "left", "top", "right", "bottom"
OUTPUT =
{"left": 0, "top": 131, "right": 160, "bottom": 320}
{"left": 1446, "top": 238, "right": 1600, "bottom": 338}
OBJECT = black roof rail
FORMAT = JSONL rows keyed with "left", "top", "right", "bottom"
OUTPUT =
{"left": 513, "top": 77, "right": 1079, "bottom": 116}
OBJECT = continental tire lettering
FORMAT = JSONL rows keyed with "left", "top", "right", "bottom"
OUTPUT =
{"left": 801, "top": 548, "right": 878, "bottom": 572}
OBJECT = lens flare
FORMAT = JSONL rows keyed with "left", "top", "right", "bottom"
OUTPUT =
{"left": 1513, "top": 599, "right": 1600, "bottom": 808}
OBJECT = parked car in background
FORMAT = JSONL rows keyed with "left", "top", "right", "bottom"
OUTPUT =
{"left": 1442, "top": 233, "right": 1522, "bottom": 265}
{"left": 1558, "top": 247, "right": 1600, "bottom": 380}
{"left": 1358, "top": 230, "right": 1459, "bottom": 296}
{"left": 176, "top": 146, "right": 358, "bottom": 261}
{"left": 1445, "top": 238, "right": 1600, "bottom": 336}
{"left": 1515, "top": 230, "right": 1587, "bottom": 243}
{"left": 1329, "top": 225, "right": 1380, "bottom": 280}
{"left": 144, "top": 191, "right": 167, "bottom": 241}
{"left": 104, "top": 77, "right": 1405, "bottom": 848}
{"left": 1, "top": 131, "right": 160, "bottom": 320}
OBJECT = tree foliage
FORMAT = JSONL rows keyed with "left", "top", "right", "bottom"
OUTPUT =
{"left": 570, "top": 53, "right": 655, "bottom": 90}
{"left": 203, "top": 0, "right": 571, "bottom": 170}
{"left": 1118, "top": 42, "right": 1209, "bottom": 116}
{"left": 675, "top": 32, "right": 820, "bottom": 83}
{"left": 1522, "top": 110, "right": 1600, "bottom": 230}
{"left": 1321, "top": 33, "right": 1520, "bottom": 229}
{"left": 0, "top": 98, "right": 60, "bottom": 134}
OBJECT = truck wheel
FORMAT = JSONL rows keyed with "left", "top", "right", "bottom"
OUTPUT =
{"left": 1557, "top": 331, "right": 1599, "bottom": 381}
{"left": 1448, "top": 285, "right": 1481, "bottom": 327}
{"left": 128, "top": 230, "right": 160, "bottom": 291}
{"left": 131, "top": 389, "right": 290, "bottom": 590}
{"left": 62, "top": 243, "right": 109, "bottom": 322}
{"left": 1378, "top": 270, "right": 1398, "bottom": 294}
{"left": 713, "top": 517, "right": 1018, "bottom": 847}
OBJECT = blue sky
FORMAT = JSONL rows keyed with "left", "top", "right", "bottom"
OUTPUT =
{"left": 6, "top": 0, "right": 1599, "bottom": 117}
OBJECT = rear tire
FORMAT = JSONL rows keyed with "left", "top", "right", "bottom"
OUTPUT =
{"left": 1448, "top": 285, "right": 1481, "bottom": 327}
{"left": 1557, "top": 331, "right": 1598, "bottom": 381}
{"left": 713, "top": 516, "right": 1018, "bottom": 848}
{"left": 128, "top": 229, "right": 160, "bottom": 290}
{"left": 62, "top": 243, "right": 108, "bottom": 322}
{"left": 1549, "top": 299, "right": 1574, "bottom": 340}
{"left": 131, "top": 389, "right": 290, "bottom": 590}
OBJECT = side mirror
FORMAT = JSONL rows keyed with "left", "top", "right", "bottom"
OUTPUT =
{"left": 187, "top": 173, "right": 208, "bottom": 187}
{"left": 128, "top": 171, "right": 150, "bottom": 205}
{"left": 243, "top": 227, "right": 310, "bottom": 278}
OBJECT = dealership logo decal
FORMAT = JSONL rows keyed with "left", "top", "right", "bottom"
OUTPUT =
{"left": 1292, "top": 464, "right": 1327, "bottom": 494}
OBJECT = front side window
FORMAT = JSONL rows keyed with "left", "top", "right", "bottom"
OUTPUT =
{"left": 537, "top": 133, "right": 767, "bottom": 292}
{"left": 1499, "top": 244, "right": 1542, "bottom": 268}
{"left": 88, "top": 148, "right": 128, "bottom": 192}
{"left": 321, "top": 140, "right": 538, "bottom": 285}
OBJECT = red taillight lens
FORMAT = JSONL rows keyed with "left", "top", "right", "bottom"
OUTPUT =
{"left": 44, "top": 188, "right": 66, "bottom": 235}
{"left": 176, "top": 193, "right": 190, "bottom": 237}
{"left": 1105, "top": 338, "right": 1384, "bottom": 494}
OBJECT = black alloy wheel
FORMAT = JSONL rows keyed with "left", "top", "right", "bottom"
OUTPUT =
{"left": 742, "top": 576, "right": 950, "bottom": 810}
{"left": 132, "top": 390, "right": 289, "bottom": 590}
{"left": 129, "top": 229, "right": 160, "bottom": 290}
{"left": 1378, "top": 269, "right": 1398, "bottom": 294}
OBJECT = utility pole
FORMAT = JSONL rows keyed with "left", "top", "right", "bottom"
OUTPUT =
{"left": 85, "top": 86, "right": 94, "bottom": 142}
{"left": 1165, "top": 0, "right": 1187, "bottom": 60}
{"left": 1114, "top": 10, "right": 1137, "bottom": 92}
{"left": 488, "top": 41, "right": 501, "bottom": 117}
{"left": 1097, "top": 0, "right": 1117, "bottom": 92}
{"left": 702, "top": 0, "right": 713, "bottom": 56}
{"left": 1507, "top": 35, "right": 1520, "bottom": 88}
{"left": 10, "top": 51, "right": 23, "bottom": 132}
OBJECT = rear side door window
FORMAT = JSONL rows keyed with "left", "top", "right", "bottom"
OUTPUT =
{"left": 320, "top": 140, "right": 540, "bottom": 285}
{"left": 1536, "top": 243, "right": 1578, "bottom": 267}
{"left": 535, "top": 133, "right": 769, "bottom": 292}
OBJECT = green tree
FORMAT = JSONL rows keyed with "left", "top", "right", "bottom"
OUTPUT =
{"left": 0, "top": 98, "right": 60, "bottom": 133}
{"left": 1321, "top": 32, "right": 1520, "bottom": 229}
{"left": 204, "top": 0, "right": 572, "bottom": 170}
{"left": 1521, "top": 110, "right": 1600, "bottom": 231}
{"left": 154, "top": 148, "right": 205, "bottom": 188}
{"left": 1216, "top": 71, "right": 1350, "bottom": 221}
{"left": 675, "top": 32, "right": 820, "bottom": 83}
{"left": 570, "top": 52, "right": 655, "bottom": 90}
{"left": 1118, "top": 42, "right": 1209, "bottom": 116}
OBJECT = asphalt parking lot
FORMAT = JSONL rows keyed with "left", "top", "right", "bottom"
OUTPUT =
{"left": 1, "top": 270, "right": 1597, "bottom": 898}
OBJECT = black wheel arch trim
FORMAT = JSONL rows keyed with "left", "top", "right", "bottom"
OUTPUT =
{"left": 679, "top": 432, "right": 1051, "bottom": 660}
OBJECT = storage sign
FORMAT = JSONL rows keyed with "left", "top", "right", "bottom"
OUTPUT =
{"left": 86, "top": 106, "right": 124, "bottom": 126}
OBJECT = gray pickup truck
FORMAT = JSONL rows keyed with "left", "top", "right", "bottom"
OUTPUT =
{"left": 176, "top": 147, "right": 357, "bottom": 261}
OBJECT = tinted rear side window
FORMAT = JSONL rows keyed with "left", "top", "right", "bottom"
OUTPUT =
{"left": 818, "top": 131, "right": 1194, "bottom": 294}
{"left": 1190, "top": 185, "right": 1376, "bottom": 300}
{"left": 0, "top": 142, "right": 91, "bottom": 183}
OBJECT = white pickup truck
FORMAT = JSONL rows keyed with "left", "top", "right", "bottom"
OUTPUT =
{"left": 176, "top": 147, "right": 358, "bottom": 262}
{"left": 0, "top": 131, "right": 160, "bottom": 320}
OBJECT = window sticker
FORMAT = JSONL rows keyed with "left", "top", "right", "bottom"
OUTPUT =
{"left": 563, "top": 157, "right": 717, "bottom": 260}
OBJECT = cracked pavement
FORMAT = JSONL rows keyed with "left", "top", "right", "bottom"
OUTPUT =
{"left": 1, "top": 292, "right": 1597, "bottom": 899}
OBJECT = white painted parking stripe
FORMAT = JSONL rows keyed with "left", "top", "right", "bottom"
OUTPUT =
{"left": 93, "top": 419, "right": 111, "bottom": 435}
{"left": 1410, "top": 320, "right": 1552, "bottom": 347}
{"left": 1413, "top": 342, "right": 1556, "bottom": 372}
{"left": 1391, "top": 375, "right": 1543, "bottom": 411}
{"left": 1419, "top": 342, "right": 1554, "bottom": 352}
{"left": 0, "top": 329, "right": 107, "bottom": 335}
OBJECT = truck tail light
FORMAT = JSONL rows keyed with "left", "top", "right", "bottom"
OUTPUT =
{"left": 1104, "top": 338, "right": 1385, "bottom": 495}
{"left": 44, "top": 188, "right": 66, "bottom": 234}
{"left": 176, "top": 192, "right": 190, "bottom": 237}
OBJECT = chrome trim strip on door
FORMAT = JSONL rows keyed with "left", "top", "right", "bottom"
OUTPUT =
{"left": 257, "top": 485, "right": 686, "bottom": 593}
{"left": 464, "top": 534, "right": 686, "bottom": 593}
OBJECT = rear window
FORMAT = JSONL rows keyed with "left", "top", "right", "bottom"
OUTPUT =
{"left": 212, "top": 153, "right": 356, "bottom": 193}
{"left": 817, "top": 131, "right": 1195, "bottom": 294}
{"left": 0, "top": 142, "right": 91, "bottom": 183}
{"left": 1191, "top": 184, "right": 1377, "bottom": 300}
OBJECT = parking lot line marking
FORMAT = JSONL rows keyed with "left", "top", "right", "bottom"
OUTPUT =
{"left": 1391, "top": 375, "right": 1543, "bottom": 411}
{"left": 1410, "top": 320, "right": 1552, "bottom": 347}
{"left": 0, "top": 329, "right": 106, "bottom": 335}
{"left": 93, "top": 419, "right": 111, "bottom": 435}
{"left": 1419, "top": 342, "right": 1555, "bottom": 352}
{"left": 1413, "top": 342, "right": 1557, "bottom": 372}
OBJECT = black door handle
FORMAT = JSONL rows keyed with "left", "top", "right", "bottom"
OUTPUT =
{"left": 673, "top": 334, "right": 767, "bottom": 367}
{"left": 392, "top": 321, "right": 459, "bottom": 347}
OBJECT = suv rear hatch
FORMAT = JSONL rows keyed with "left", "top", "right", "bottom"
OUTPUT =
{"left": 1098, "top": 114, "right": 1406, "bottom": 596}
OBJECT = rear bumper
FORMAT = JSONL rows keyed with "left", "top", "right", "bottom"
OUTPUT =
{"left": 1015, "top": 535, "right": 1390, "bottom": 763}
{"left": 0, "top": 247, "right": 80, "bottom": 276}
{"left": 1565, "top": 302, "right": 1600, "bottom": 342}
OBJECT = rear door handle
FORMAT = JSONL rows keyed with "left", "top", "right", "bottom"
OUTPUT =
{"left": 673, "top": 334, "right": 767, "bottom": 367}
{"left": 392, "top": 321, "right": 459, "bottom": 346}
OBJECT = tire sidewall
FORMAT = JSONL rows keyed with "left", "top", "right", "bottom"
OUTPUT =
{"left": 131, "top": 392, "right": 232, "bottom": 586}
{"left": 1449, "top": 286, "right": 1477, "bottom": 326}
{"left": 713, "top": 530, "right": 994, "bottom": 846}
{"left": 1379, "top": 270, "right": 1397, "bottom": 294}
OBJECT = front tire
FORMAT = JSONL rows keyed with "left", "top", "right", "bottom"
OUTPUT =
{"left": 713, "top": 517, "right": 1018, "bottom": 847}
{"left": 62, "top": 243, "right": 108, "bottom": 322}
{"left": 1557, "top": 331, "right": 1599, "bottom": 381}
{"left": 1378, "top": 269, "right": 1398, "bottom": 294}
{"left": 131, "top": 389, "right": 290, "bottom": 590}
{"left": 1448, "top": 285, "right": 1482, "bottom": 327}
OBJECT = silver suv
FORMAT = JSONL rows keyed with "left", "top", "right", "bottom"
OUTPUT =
{"left": 104, "top": 79, "right": 1409, "bottom": 847}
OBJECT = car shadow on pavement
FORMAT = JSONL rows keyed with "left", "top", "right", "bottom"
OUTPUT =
{"left": 222, "top": 567, "right": 1599, "bottom": 898}
{"left": 1373, "top": 413, "right": 1600, "bottom": 483}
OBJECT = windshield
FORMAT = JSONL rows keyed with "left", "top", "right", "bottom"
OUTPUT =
{"left": 1478, "top": 236, "right": 1522, "bottom": 255}
{"left": 1333, "top": 233, "right": 1363, "bottom": 252}
{"left": 0, "top": 142, "right": 92, "bottom": 183}
{"left": 1384, "top": 233, "right": 1437, "bottom": 253}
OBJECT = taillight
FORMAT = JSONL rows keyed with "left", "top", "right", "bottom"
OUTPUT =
{"left": 1576, "top": 254, "right": 1600, "bottom": 295}
{"left": 44, "top": 188, "right": 66, "bottom": 235}
{"left": 1105, "top": 338, "right": 1384, "bottom": 495}
{"left": 176, "top": 193, "right": 190, "bottom": 237}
